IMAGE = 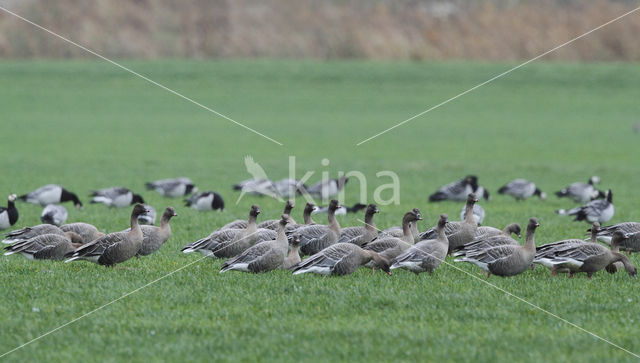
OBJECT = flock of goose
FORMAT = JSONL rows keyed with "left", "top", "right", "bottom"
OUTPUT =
{"left": 0, "top": 175, "right": 635, "bottom": 279}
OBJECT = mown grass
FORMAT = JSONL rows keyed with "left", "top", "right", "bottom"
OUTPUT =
{"left": 0, "top": 59, "right": 639, "bottom": 362}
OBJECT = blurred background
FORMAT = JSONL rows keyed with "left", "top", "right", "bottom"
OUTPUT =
{"left": 0, "top": 0, "right": 639, "bottom": 61}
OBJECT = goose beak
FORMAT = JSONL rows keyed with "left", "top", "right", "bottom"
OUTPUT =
{"left": 173, "top": 212, "right": 178, "bottom": 216}
{"left": 517, "top": 234, "right": 522, "bottom": 238}
{"left": 474, "top": 198, "right": 478, "bottom": 203}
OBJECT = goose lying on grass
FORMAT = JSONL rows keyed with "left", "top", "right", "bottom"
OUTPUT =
{"left": 555, "top": 176, "right": 603, "bottom": 203}
{"left": 19, "top": 184, "right": 82, "bottom": 208}
{"left": 291, "top": 243, "right": 391, "bottom": 276}
{"left": 557, "top": 189, "right": 614, "bottom": 224}
{"left": 4, "top": 233, "right": 82, "bottom": 260}
{"left": 291, "top": 200, "right": 342, "bottom": 256}
{"left": 90, "top": 187, "right": 144, "bottom": 208}
{"left": 40, "top": 204, "right": 67, "bottom": 226}
{"left": 390, "top": 214, "right": 449, "bottom": 275}
{"left": 498, "top": 179, "right": 546, "bottom": 201}
{"left": 429, "top": 175, "right": 477, "bottom": 202}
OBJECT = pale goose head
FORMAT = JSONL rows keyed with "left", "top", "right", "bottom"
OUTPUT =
{"left": 589, "top": 176, "right": 600, "bottom": 185}
{"left": 8, "top": 194, "right": 17, "bottom": 203}
{"left": 279, "top": 214, "right": 292, "bottom": 226}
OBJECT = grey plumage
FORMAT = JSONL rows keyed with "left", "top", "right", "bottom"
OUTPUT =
{"left": 420, "top": 194, "right": 479, "bottom": 253}
{"left": 429, "top": 175, "right": 477, "bottom": 202}
{"left": 591, "top": 221, "right": 640, "bottom": 245}
{"left": 146, "top": 177, "right": 196, "bottom": 197}
{"left": 555, "top": 176, "right": 602, "bottom": 203}
{"left": 379, "top": 208, "right": 421, "bottom": 242}
{"left": 390, "top": 214, "right": 449, "bottom": 274}
{"left": 291, "top": 242, "right": 391, "bottom": 276}
{"left": 497, "top": 179, "right": 546, "bottom": 201}
{"left": 292, "top": 200, "right": 342, "bottom": 256}
{"left": 3, "top": 224, "right": 66, "bottom": 244}
{"left": 337, "top": 204, "right": 379, "bottom": 246}
{"left": 90, "top": 187, "right": 144, "bottom": 208}
{"left": 302, "top": 176, "right": 348, "bottom": 199}
{"left": 460, "top": 203, "right": 485, "bottom": 225}
{"left": 362, "top": 209, "right": 422, "bottom": 264}
{"left": 257, "top": 200, "right": 296, "bottom": 230}
{"left": 40, "top": 204, "right": 68, "bottom": 226}
{"left": 556, "top": 189, "right": 614, "bottom": 223}
{"left": 137, "top": 207, "right": 177, "bottom": 256}
{"left": 60, "top": 223, "right": 104, "bottom": 244}
{"left": 453, "top": 223, "right": 522, "bottom": 256}
{"left": 4, "top": 233, "right": 78, "bottom": 260}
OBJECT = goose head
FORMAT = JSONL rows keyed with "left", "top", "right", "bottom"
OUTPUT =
{"left": 132, "top": 203, "right": 150, "bottom": 217}
{"left": 466, "top": 193, "right": 478, "bottom": 205}
{"left": 250, "top": 205, "right": 261, "bottom": 217}
{"left": 590, "top": 222, "right": 600, "bottom": 235}
{"left": 284, "top": 200, "right": 295, "bottom": 214}
{"left": 279, "top": 214, "right": 292, "bottom": 226}
{"left": 365, "top": 204, "right": 379, "bottom": 216}
{"left": 589, "top": 176, "right": 601, "bottom": 185}
{"left": 508, "top": 223, "right": 522, "bottom": 238}
{"left": 7, "top": 194, "right": 16, "bottom": 203}
{"left": 304, "top": 202, "right": 317, "bottom": 214}
{"left": 163, "top": 207, "right": 178, "bottom": 219}
{"left": 437, "top": 214, "right": 448, "bottom": 228}
{"left": 610, "top": 231, "right": 629, "bottom": 249}
{"left": 132, "top": 194, "right": 145, "bottom": 204}
{"left": 527, "top": 218, "right": 540, "bottom": 231}
{"left": 328, "top": 200, "right": 341, "bottom": 212}
{"left": 534, "top": 188, "right": 547, "bottom": 201}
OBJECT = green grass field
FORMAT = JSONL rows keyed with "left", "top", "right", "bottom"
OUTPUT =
{"left": 1, "top": 59, "right": 640, "bottom": 362}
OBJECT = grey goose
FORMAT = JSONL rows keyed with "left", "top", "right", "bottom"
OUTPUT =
{"left": 590, "top": 221, "right": 640, "bottom": 245}
{"left": 40, "top": 204, "right": 67, "bottom": 226}
{"left": 419, "top": 193, "right": 479, "bottom": 253}
{"left": 60, "top": 222, "right": 104, "bottom": 243}
{"left": 455, "top": 218, "right": 540, "bottom": 277}
{"left": 302, "top": 176, "right": 349, "bottom": 200}
{"left": 138, "top": 204, "right": 157, "bottom": 225}
{"left": 291, "top": 200, "right": 342, "bottom": 256}
{"left": 429, "top": 175, "right": 478, "bottom": 202}
{"left": 3, "top": 223, "right": 67, "bottom": 244}
{"left": 557, "top": 189, "right": 614, "bottom": 223}
{"left": 181, "top": 205, "right": 276, "bottom": 258}
{"left": 284, "top": 202, "right": 318, "bottom": 234}
{"left": 4, "top": 233, "right": 82, "bottom": 260}
{"left": 453, "top": 223, "right": 522, "bottom": 256}
{"left": 0, "top": 194, "right": 18, "bottom": 231}
{"left": 146, "top": 177, "right": 196, "bottom": 197}
{"left": 185, "top": 191, "right": 224, "bottom": 211}
{"left": 137, "top": 207, "right": 177, "bottom": 256}
{"left": 258, "top": 200, "right": 296, "bottom": 230}
{"left": 361, "top": 209, "right": 422, "bottom": 265}
{"left": 555, "top": 176, "right": 603, "bottom": 203}
{"left": 538, "top": 231, "right": 636, "bottom": 278}
{"left": 282, "top": 235, "right": 302, "bottom": 270}
{"left": 390, "top": 214, "right": 449, "bottom": 275}
{"left": 220, "top": 214, "right": 292, "bottom": 273}
{"left": 18, "top": 184, "right": 82, "bottom": 208}
{"left": 291, "top": 242, "right": 391, "bottom": 276}
{"left": 497, "top": 179, "right": 546, "bottom": 201}
{"left": 473, "top": 223, "right": 522, "bottom": 241}
{"left": 90, "top": 187, "right": 145, "bottom": 208}
{"left": 460, "top": 203, "right": 485, "bottom": 225}
{"left": 337, "top": 204, "right": 379, "bottom": 246}
{"left": 380, "top": 208, "right": 421, "bottom": 242}
{"left": 65, "top": 204, "right": 148, "bottom": 266}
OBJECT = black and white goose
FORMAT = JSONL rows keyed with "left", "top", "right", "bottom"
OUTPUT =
{"left": 474, "top": 185, "right": 491, "bottom": 201}
{"left": 555, "top": 176, "right": 603, "bottom": 203}
{"left": 312, "top": 202, "right": 366, "bottom": 216}
{"left": 18, "top": 184, "right": 82, "bottom": 208}
{"left": 90, "top": 187, "right": 145, "bottom": 208}
{"left": 40, "top": 204, "right": 67, "bottom": 226}
{"left": 185, "top": 191, "right": 225, "bottom": 211}
{"left": 146, "top": 177, "right": 196, "bottom": 197}
{"left": 303, "top": 176, "right": 349, "bottom": 199}
{"left": 497, "top": 179, "right": 546, "bottom": 201}
{"left": 557, "top": 189, "right": 614, "bottom": 223}
{"left": 429, "top": 175, "right": 478, "bottom": 202}
{"left": 460, "top": 203, "right": 485, "bottom": 225}
{"left": 0, "top": 194, "right": 19, "bottom": 231}
{"left": 138, "top": 204, "right": 156, "bottom": 225}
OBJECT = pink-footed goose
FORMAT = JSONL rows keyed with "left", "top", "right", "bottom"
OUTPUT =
{"left": 282, "top": 235, "right": 302, "bottom": 270}
{"left": 390, "top": 214, "right": 449, "bottom": 275}
{"left": 380, "top": 208, "right": 421, "bottom": 242}
{"left": 455, "top": 218, "right": 540, "bottom": 277}
{"left": 220, "top": 214, "right": 292, "bottom": 273}
{"left": 453, "top": 223, "right": 522, "bottom": 256}
{"left": 337, "top": 204, "right": 379, "bottom": 246}
{"left": 60, "top": 222, "right": 105, "bottom": 244}
{"left": 291, "top": 242, "right": 391, "bottom": 276}
{"left": 534, "top": 222, "right": 596, "bottom": 273}
{"left": 65, "top": 204, "right": 148, "bottom": 266}
{"left": 137, "top": 207, "right": 177, "bottom": 256}
{"left": 4, "top": 233, "right": 82, "bottom": 260}
{"left": 257, "top": 200, "right": 296, "bottom": 230}
{"left": 3, "top": 224, "right": 83, "bottom": 244}
{"left": 362, "top": 209, "right": 422, "bottom": 265}
{"left": 291, "top": 200, "right": 342, "bottom": 256}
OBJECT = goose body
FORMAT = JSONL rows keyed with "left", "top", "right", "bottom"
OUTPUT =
{"left": 555, "top": 176, "right": 602, "bottom": 203}
{"left": 337, "top": 204, "right": 379, "bottom": 246}
{"left": 557, "top": 189, "right": 614, "bottom": 223}
{"left": 65, "top": 204, "right": 147, "bottom": 266}
{"left": 453, "top": 224, "right": 522, "bottom": 256}
{"left": 273, "top": 178, "right": 306, "bottom": 198}
{"left": 257, "top": 200, "right": 296, "bottom": 230}
{"left": 185, "top": 191, "right": 224, "bottom": 211}
{"left": 146, "top": 177, "right": 196, "bottom": 197}
{"left": 420, "top": 194, "right": 479, "bottom": 253}
{"left": 429, "top": 175, "right": 477, "bottom": 202}
{"left": 40, "top": 204, "right": 68, "bottom": 226}
{"left": 90, "top": 187, "right": 144, "bottom": 208}
{"left": 291, "top": 243, "right": 391, "bottom": 276}
{"left": 379, "top": 208, "right": 421, "bottom": 242}
{"left": 304, "top": 176, "right": 348, "bottom": 199}
{"left": 591, "top": 222, "right": 640, "bottom": 244}
{"left": 363, "top": 209, "right": 422, "bottom": 264}
{"left": 473, "top": 223, "right": 522, "bottom": 241}
{"left": 136, "top": 207, "right": 177, "bottom": 256}
{"left": 460, "top": 203, "right": 485, "bottom": 225}
{"left": 497, "top": 179, "right": 545, "bottom": 201}
{"left": 282, "top": 236, "right": 301, "bottom": 270}
{"left": 4, "top": 233, "right": 79, "bottom": 260}
{"left": 455, "top": 218, "right": 540, "bottom": 277}
{"left": 221, "top": 215, "right": 292, "bottom": 273}
{"left": 285, "top": 203, "right": 318, "bottom": 234}
{"left": 0, "top": 194, "right": 18, "bottom": 230}
{"left": 138, "top": 204, "right": 157, "bottom": 225}
{"left": 233, "top": 178, "right": 278, "bottom": 198}
{"left": 18, "top": 184, "right": 82, "bottom": 208}
{"left": 60, "top": 222, "right": 104, "bottom": 243}
{"left": 391, "top": 214, "right": 449, "bottom": 274}
{"left": 3, "top": 224, "right": 65, "bottom": 244}
{"left": 292, "top": 200, "right": 342, "bottom": 256}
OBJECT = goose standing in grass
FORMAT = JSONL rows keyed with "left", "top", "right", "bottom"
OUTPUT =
{"left": 40, "top": 204, "right": 67, "bottom": 226}
{"left": 181, "top": 205, "right": 275, "bottom": 258}
{"left": 539, "top": 231, "right": 637, "bottom": 278}
{"left": 18, "top": 184, "right": 83, "bottom": 208}
{"left": 591, "top": 221, "right": 640, "bottom": 244}
{"left": 65, "top": 204, "right": 148, "bottom": 266}
{"left": 534, "top": 223, "right": 598, "bottom": 273}
{"left": 455, "top": 218, "right": 540, "bottom": 278}
{"left": 390, "top": 214, "right": 449, "bottom": 275}
{"left": 146, "top": 177, "right": 196, "bottom": 197}
{"left": 60, "top": 222, "right": 104, "bottom": 243}
{"left": 185, "top": 191, "right": 225, "bottom": 211}
{"left": 497, "top": 179, "right": 546, "bottom": 201}
{"left": 380, "top": 208, "right": 421, "bottom": 242}
{"left": 303, "top": 176, "right": 349, "bottom": 199}
{"left": 613, "top": 231, "right": 640, "bottom": 254}
{"left": 419, "top": 194, "right": 479, "bottom": 253}
{"left": 291, "top": 243, "right": 391, "bottom": 276}
{"left": 0, "top": 194, "right": 18, "bottom": 231}
{"left": 137, "top": 207, "right": 177, "bottom": 256}
{"left": 557, "top": 189, "right": 614, "bottom": 223}
{"left": 258, "top": 200, "right": 296, "bottom": 230}
{"left": 453, "top": 224, "right": 522, "bottom": 256}
{"left": 362, "top": 210, "right": 422, "bottom": 264}
{"left": 555, "top": 176, "right": 603, "bottom": 203}
{"left": 282, "top": 235, "right": 302, "bottom": 270}
{"left": 90, "top": 187, "right": 145, "bottom": 208}
{"left": 3, "top": 224, "right": 67, "bottom": 244}
{"left": 4, "top": 233, "right": 82, "bottom": 260}
{"left": 138, "top": 204, "right": 157, "bottom": 225}
{"left": 292, "top": 200, "right": 342, "bottom": 256}
{"left": 429, "top": 175, "right": 478, "bottom": 202}
{"left": 460, "top": 203, "right": 485, "bottom": 225}
{"left": 313, "top": 202, "right": 366, "bottom": 216}
{"left": 337, "top": 204, "right": 379, "bottom": 246}
{"left": 220, "top": 214, "right": 292, "bottom": 273}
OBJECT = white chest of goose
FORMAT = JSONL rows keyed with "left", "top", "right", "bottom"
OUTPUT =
{"left": 557, "top": 189, "right": 614, "bottom": 223}
{"left": 555, "top": 176, "right": 602, "bottom": 203}
{"left": 0, "top": 194, "right": 19, "bottom": 230}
